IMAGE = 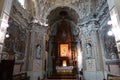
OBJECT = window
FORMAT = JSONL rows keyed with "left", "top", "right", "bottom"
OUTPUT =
{"left": 18, "top": 0, "right": 25, "bottom": 8}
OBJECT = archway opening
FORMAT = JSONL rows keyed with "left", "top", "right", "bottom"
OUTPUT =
{"left": 47, "top": 7, "right": 82, "bottom": 79}
{"left": 47, "top": 6, "right": 79, "bottom": 26}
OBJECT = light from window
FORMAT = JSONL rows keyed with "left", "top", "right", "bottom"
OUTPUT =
{"left": 107, "top": 20, "right": 112, "bottom": 25}
{"left": 18, "top": 0, "right": 25, "bottom": 7}
{"left": 108, "top": 30, "right": 113, "bottom": 36}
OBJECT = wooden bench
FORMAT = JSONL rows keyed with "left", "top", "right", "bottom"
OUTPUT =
{"left": 13, "top": 72, "right": 30, "bottom": 80}
{"left": 107, "top": 73, "right": 120, "bottom": 80}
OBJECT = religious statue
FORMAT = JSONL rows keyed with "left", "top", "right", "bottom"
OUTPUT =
{"left": 111, "top": 52, "right": 117, "bottom": 59}
{"left": 36, "top": 44, "right": 41, "bottom": 59}
{"left": 86, "top": 43, "right": 92, "bottom": 59}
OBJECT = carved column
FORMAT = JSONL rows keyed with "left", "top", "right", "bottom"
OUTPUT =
{"left": 47, "top": 38, "right": 53, "bottom": 77}
{"left": 79, "top": 25, "right": 87, "bottom": 71}
{"left": 24, "top": 27, "right": 32, "bottom": 71}
{"left": 98, "top": 29, "right": 108, "bottom": 79}
{"left": 27, "top": 22, "right": 47, "bottom": 80}
{"left": 79, "top": 19, "right": 104, "bottom": 80}
{"left": 90, "top": 21, "right": 100, "bottom": 71}
{"left": 90, "top": 21, "right": 104, "bottom": 80}
{"left": 79, "top": 23, "right": 95, "bottom": 71}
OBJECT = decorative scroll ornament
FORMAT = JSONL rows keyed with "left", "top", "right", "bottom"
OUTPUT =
{"left": 46, "top": 0, "right": 79, "bottom": 5}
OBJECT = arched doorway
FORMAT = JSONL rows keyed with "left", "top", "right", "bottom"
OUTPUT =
{"left": 47, "top": 7, "right": 82, "bottom": 79}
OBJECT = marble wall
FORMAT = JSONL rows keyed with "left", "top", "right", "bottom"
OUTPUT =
{"left": 1, "top": 0, "right": 120, "bottom": 80}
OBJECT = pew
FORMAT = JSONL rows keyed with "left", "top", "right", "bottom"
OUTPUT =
{"left": 13, "top": 72, "right": 30, "bottom": 80}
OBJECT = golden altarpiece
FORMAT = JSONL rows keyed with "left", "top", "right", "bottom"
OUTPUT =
{"left": 49, "top": 20, "right": 78, "bottom": 77}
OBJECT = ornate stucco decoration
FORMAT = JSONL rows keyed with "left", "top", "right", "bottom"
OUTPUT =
{"left": 79, "top": 14, "right": 99, "bottom": 36}
{"left": 46, "top": 0, "right": 79, "bottom": 5}
{"left": 35, "top": 0, "right": 95, "bottom": 25}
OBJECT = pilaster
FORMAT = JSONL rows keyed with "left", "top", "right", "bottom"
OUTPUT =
{"left": 27, "top": 22, "right": 48, "bottom": 80}
{"left": 79, "top": 17, "right": 104, "bottom": 80}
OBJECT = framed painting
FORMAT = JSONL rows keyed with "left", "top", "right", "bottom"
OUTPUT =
{"left": 60, "top": 44, "right": 69, "bottom": 57}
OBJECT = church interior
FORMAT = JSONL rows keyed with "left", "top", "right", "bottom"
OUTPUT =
{"left": 0, "top": 0, "right": 120, "bottom": 80}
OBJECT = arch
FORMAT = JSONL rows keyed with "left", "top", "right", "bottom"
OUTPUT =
{"left": 50, "top": 19, "right": 79, "bottom": 37}
{"left": 45, "top": 5, "right": 80, "bottom": 23}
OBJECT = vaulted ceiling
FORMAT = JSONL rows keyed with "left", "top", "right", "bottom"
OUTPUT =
{"left": 47, "top": 7, "right": 79, "bottom": 26}
{"left": 46, "top": 0, "right": 79, "bottom": 4}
